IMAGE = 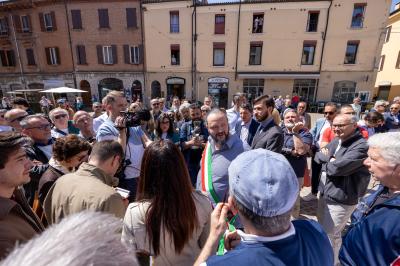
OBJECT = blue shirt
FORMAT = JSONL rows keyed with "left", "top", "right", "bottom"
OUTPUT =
{"left": 206, "top": 220, "right": 333, "bottom": 266}
{"left": 282, "top": 128, "right": 313, "bottom": 177}
{"left": 196, "top": 134, "right": 250, "bottom": 206}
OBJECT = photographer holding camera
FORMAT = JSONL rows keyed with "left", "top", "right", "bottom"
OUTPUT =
{"left": 180, "top": 103, "right": 209, "bottom": 186}
{"left": 96, "top": 91, "right": 151, "bottom": 202}
{"left": 281, "top": 109, "right": 312, "bottom": 218}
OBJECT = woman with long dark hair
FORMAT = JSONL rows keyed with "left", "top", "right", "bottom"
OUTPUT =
{"left": 152, "top": 113, "right": 180, "bottom": 144}
{"left": 122, "top": 140, "right": 211, "bottom": 265}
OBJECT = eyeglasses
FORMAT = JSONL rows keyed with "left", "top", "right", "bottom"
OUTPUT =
{"left": 54, "top": 114, "right": 67, "bottom": 120}
{"left": 10, "top": 115, "right": 28, "bottom": 123}
{"left": 390, "top": 107, "right": 399, "bottom": 110}
{"left": 26, "top": 124, "right": 51, "bottom": 131}
{"left": 332, "top": 123, "right": 353, "bottom": 129}
{"left": 324, "top": 112, "right": 335, "bottom": 115}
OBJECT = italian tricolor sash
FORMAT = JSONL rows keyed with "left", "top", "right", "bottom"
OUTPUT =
{"left": 201, "top": 142, "right": 220, "bottom": 206}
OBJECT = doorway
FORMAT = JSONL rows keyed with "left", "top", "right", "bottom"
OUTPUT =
{"left": 80, "top": 80, "right": 92, "bottom": 106}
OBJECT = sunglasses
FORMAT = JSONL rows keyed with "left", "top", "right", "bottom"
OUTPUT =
{"left": 54, "top": 114, "right": 67, "bottom": 120}
{"left": 324, "top": 112, "right": 335, "bottom": 115}
{"left": 26, "top": 124, "right": 51, "bottom": 131}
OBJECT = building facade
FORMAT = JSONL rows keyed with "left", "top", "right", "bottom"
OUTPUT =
{"left": 0, "top": 0, "right": 144, "bottom": 107}
{"left": 143, "top": 0, "right": 391, "bottom": 108}
{"left": 374, "top": 3, "right": 400, "bottom": 101}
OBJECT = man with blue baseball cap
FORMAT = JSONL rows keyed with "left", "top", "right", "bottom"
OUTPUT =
{"left": 195, "top": 149, "right": 333, "bottom": 266}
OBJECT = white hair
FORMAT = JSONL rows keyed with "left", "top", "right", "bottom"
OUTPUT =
{"left": 374, "top": 100, "right": 386, "bottom": 109}
{"left": 1, "top": 212, "right": 138, "bottom": 266}
{"left": 179, "top": 102, "right": 191, "bottom": 112}
{"left": 368, "top": 132, "right": 400, "bottom": 165}
{"left": 48, "top": 108, "right": 69, "bottom": 122}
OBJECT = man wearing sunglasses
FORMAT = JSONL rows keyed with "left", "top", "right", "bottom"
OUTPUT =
{"left": 4, "top": 109, "right": 28, "bottom": 133}
{"left": 20, "top": 114, "right": 53, "bottom": 206}
{"left": 303, "top": 102, "right": 337, "bottom": 202}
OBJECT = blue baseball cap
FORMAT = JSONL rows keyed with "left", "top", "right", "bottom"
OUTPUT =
{"left": 228, "top": 149, "right": 299, "bottom": 217}
{"left": 57, "top": 98, "right": 66, "bottom": 104}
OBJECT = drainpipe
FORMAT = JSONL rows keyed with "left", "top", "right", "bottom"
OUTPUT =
{"left": 234, "top": 0, "right": 242, "bottom": 80}
{"left": 316, "top": 0, "right": 332, "bottom": 101}
{"left": 140, "top": 0, "right": 146, "bottom": 103}
{"left": 191, "top": 0, "right": 197, "bottom": 101}
{"left": 63, "top": 0, "right": 77, "bottom": 89}
{"left": 9, "top": 14, "right": 26, "bottom": 89}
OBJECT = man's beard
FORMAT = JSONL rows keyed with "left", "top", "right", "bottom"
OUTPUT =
{"left": 211, "top": 132, "right": 229, "bottom": 146}
{"left": 256, "top": 112, "right": 269, "bottom": 122}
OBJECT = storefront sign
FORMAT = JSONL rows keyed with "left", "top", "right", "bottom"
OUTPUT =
{"left": 167, "top": 78, "right": 185, "bottom": 85}
{"left": 208, "top": 77, "right": 229, "bottom": 83}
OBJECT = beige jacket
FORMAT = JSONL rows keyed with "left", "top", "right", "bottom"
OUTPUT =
{"left": 122, "top": 191, "right": 212, "bottom": 266}
{"left": 44, "top": 163, "right": 126, "bottom": 225}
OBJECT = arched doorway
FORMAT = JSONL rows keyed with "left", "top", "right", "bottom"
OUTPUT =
{"left": 151, "top": 81, "right": 161, "bottom": 99}
{"left": 131, "top": 80, "right": 142, "bottom": 102}
{"left": 80, "top": 80, "right": 92, "bottom": 106}
{"left": 98, "top": 78, "right": 124, "bottom": 101}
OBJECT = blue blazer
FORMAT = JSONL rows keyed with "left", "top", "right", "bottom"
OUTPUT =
{"left": 384, "top": 112, "right": 400, "bottom": 131}
{"left": 310, "top": 118, "right": 327, "bottom": 145}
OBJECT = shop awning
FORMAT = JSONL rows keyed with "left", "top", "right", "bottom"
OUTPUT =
{"left": 237, "top": 72, "right": 320, "bottom": 79}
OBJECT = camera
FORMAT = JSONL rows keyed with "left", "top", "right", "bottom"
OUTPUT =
{"left": 118, "top": 109, "right": 151, "bottom": 129}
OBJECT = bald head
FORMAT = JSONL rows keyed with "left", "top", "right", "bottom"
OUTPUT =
{"left": 4, "top": 109, "right": 28, "bottom": 132}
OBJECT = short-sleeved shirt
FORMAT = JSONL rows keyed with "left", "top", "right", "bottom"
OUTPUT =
{"left": 282, "top": 128, "right": 313, "bottom": 177}
{"left": 96, "top": 119, "right": 144, "bottom": 178}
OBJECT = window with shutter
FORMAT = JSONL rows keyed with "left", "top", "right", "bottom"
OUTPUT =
{"left": 170, "top": 11, "right": 179, "bottom": 33}
{"left": 71, "top": 10, "right": 82, "bottom": 30}
{"left": 385, "top": 26, "right": 391, "bottom": 43}
{"left": 215, "top": 14, "right": 225, "bottom": 34}
{"left": 13, "top": 15, "right": 22, "bottom": 33}
{"left": 26, "top": 49, "right": 36, "bottom": 66}
{"left": 379, "top": 55, "right": 385, "bottom": 71}
{"left": 46, "top": 47, "right": 59, "bottom": 65}
{"left": 249, "top": 42, "right": 262, "bottom": 65}
{"left": 129, "top": 45, "right": 139, "bottom": 64}
{"left": 0, "top": 50, "right": 15, "bottom": 67}
{"left": 98, "top": 9, "right": 109, "bottom": 28}
{"left": 126, "top": 8, "right": 137, "bottom": 28}
{"left": 76, "top": 45, "right": 86, "bottom": 65}
{"left": 44, "top": 13, "right": 53, "bottom": 31}
{"left": 396, "top": 51, "right": 400, "bottom": 69}
{"left": 213, "top": 43, "right": 225, "bottom": 66}
{"left": 351, "top": 4, "right": 366, "bottom": 28}
{"left": 306, "top": 11, "right": 319, "bottom": 32}
{"left": 0, "top": 17, "right": 9, "bottom": 36}
{"left": 21, "top": 15, "right": 31, "bottom": 33}
{"left": 103, "top": 46, "right": 113, "bottom": 64}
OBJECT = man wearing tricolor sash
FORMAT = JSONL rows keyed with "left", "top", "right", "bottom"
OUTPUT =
{"left": 197, "top": 109, "right": 249, "bottom": 209}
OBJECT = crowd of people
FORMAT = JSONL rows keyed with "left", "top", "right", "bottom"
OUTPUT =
{"left": 0, "top": 91, "right": 399, "bottom": 266}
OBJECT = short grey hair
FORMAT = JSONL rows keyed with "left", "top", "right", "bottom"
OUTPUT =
{"left": 20, "top": 114, "right": 47, "bottom": 129}
{"left": 374, "top": 100, "right": 386, "bottom": 109}
{"left": 233, "top": 197, "right": 291, "bottom": 234}
{"left": 368, "top": 132, "right": 400, "bottom": 165}
{"left": 49, "top": 108, "right": 69, "bottom": 123}
{"left": 1, "top": 212, "right": 138, "bottom": 266}
{"left": 179, "top": 102, "right": 191, "bottom": 113}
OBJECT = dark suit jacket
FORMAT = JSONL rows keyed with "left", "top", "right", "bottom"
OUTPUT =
{"left": 235, "top": 119, "right": 260, "bottom": 146}
{"left": 251, "top": 117, "right": 284, "bottom": 153}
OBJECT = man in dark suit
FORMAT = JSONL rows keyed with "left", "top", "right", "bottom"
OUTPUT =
{"left": 235, "top": 103, "right": 259, "bottom": 146}
{"left": 251, "top": 95, "right": 283, "bottom": 152}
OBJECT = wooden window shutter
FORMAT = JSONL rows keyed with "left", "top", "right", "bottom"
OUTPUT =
{"left": 96, "top": 45, "right": 103, "bottom": 64}
{"left": 139, "top": 44, "right": 144, "bottom": 64}
{"left": 45, "top": 48, "right": 51, "bottom": 64}
{"left": 39, "top": 13, "right": 45, "bottom": 31}
{"left": 98, "top": 9, "right": 109, "bottom": 28}
{"left": 13, "top": 15, "right": 22, "bottom": 33}
{"left": 396, "top": 51, "right": 400, "bottom": 69}
{"left": 112, "top": 45, "right": 117, "bottom": 64}
{"left": 71, "top": 10, "right": 82, "bottom": 29}
{"left": 51, "top": 11, "right": 57, "bottom": 31}
{"left": 213, "top": 42, "right": 225, "bottom": 49}
{"left": 126, "top": 8, "right": 137, "bottom": 28}
{"left": 26, "top": 48, "right": 35, "bottom": 65}
{"left": 27, "top": 15, "right": 32, "bottom": 32}
{"left": 55, "top": 47, "right": 60, "bottom": 64}
{"left": 123, "top": 44, "right": 130, "bottom": 64}
{"left": 8, "top": 50, "right": 15, "bottom": 66}
{"left": 77, "top": 45, "right": 86, "bottom": 64}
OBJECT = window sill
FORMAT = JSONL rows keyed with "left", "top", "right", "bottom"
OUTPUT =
{"left": 214, "top": 33, "right": 225, "bottom": 35}
{"left": 251, "top": 31, "right": 264, "bottom": 34}
{"left": 343, "top": 63, "right": 356, "bottom": 66}
{"left": 99, "top": 27, "right": 111, "bottom": 30}
{"left": 248, "top": 63, "right": 262, "bottom": 66}
{"left": 127, "top": 27, "right": 139, "bottom": 30}
{"left": 27, "top": 64, "right": 37, "bottom": 67}
{"left": 77, "top": 63, "right": 88, "bottom": 66}
{"left": 305, "top": 31, "right": 318, "bottom": 33}
{"left": 349, "top": 26, "right": 364, "bottom": 30}
{"left": 170, "top": 32, "right": 180, "bottom": 34}
{"left": 213, "top": 65, "right": 225, "bottom": 67}
{"left": 171, "top": 64, "right": 181, "bottom": 66}
{"left": 301, "top": 64, "right": 314, "bottom": 66}
{"left": 72, "top": 28, "right": 84, "bottom": 31}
